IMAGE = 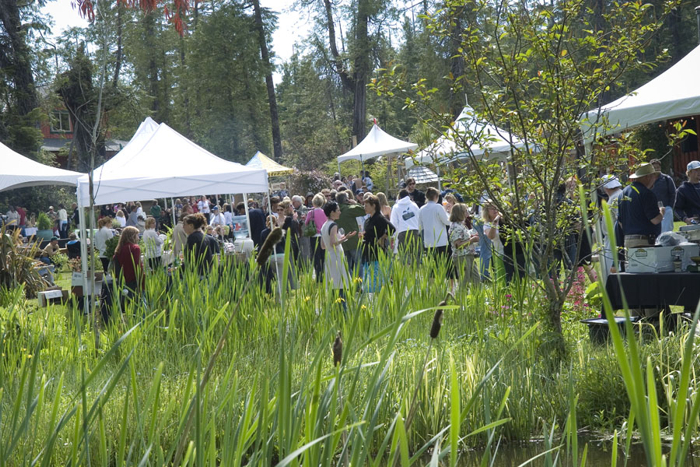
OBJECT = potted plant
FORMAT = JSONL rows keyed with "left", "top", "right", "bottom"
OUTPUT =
{"left": 36, "top": 212, "right": 54, "bottom": 241}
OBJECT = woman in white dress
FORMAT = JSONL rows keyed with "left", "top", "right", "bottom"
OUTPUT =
{"left": 321, "top": 201, "right": 356, "bottom": 309}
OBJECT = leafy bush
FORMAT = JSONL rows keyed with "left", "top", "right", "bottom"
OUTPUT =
{"left": 0, "top": 226, "right": 46, "bottom": 298}
{"left": 52, "top": 252, "right": 69, "bottom": 272}
{"left": 36, "top": 212, "right": 52, "bottom": 230}
{"left": 104, "top": 235, "right": 120, "bottom": 260}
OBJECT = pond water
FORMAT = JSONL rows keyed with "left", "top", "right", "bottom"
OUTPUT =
{"left": 455, "top": 439, "right": 691, "bottom": 466}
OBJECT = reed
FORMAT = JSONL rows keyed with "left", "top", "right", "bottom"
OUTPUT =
{"left": 1, "top": 224, "right": 699, "bottom": 465}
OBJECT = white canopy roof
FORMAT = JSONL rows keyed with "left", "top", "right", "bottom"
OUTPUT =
{"left": 77, "top": 118, "right": 269, "bottom": 206}
{"left": 407, "top": 106, "right": 527, "bottom": 169}
{"left": 338, "top": 123, "right": 417, "bottom": 162}
{"left": 581, "top": 44, "right": 700, "bottom": 143}
{"left": 0, "top": 141, "right": 83, "bottom": 192}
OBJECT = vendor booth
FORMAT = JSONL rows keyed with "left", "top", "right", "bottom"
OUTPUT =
{"left": 580, "top": 44, "right": 700, "bottom": 310}
{"left": 75, "top": 118, "right": 270, "bottom": 309}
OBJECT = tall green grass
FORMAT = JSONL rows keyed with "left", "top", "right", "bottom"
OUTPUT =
{"left": 0, "top": 231, "right": 698, "bottom": 465}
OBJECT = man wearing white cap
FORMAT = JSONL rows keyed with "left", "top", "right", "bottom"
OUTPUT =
{"left": 601, "top": 175, "right": 623, "bottom": 273}
{"left": 618, "top": 163, "right": 664, "bottom": 249}
{"left": 675, "top": 160, "right": 700, "bottom": 225}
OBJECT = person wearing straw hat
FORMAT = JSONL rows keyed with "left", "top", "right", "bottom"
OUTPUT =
{"left": 617, "top": 163, "right": 664, "bottom": 249}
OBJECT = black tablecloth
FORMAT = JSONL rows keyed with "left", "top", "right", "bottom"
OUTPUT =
{"left": 605, "top": 272, "right": 700, "bottom": 310}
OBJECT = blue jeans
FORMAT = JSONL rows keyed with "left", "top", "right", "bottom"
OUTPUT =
{"left": 473, "top": 219, "right": 492, "bottom": 280}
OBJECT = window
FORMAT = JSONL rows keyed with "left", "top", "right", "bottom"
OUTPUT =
{"left": 50, "top": 111, "right": 71, "bottom": 133}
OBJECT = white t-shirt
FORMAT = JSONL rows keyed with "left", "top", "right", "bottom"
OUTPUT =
{"left": 210, "top": 213, "right": 226, "bottom": 227}
{"left": 418, "top": 201, "right": 450, "bottom": 247}
{"left": 198, "top": 200, "right": 210, "bottom": 214}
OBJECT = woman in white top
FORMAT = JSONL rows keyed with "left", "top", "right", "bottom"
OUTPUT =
{"left": 95, "top": 216, "right": 114, "bottom": 271}
{"left": 321, "top": 201, "right": 356, "bottom": 309}
{"left": 143, "top": 216, "right": 164, "bottom": 271}
{"left": 115, "top": 210, "right": 127, "bottom": 228}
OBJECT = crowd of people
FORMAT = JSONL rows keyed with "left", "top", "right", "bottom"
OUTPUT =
{"left": 7, "top": 156, "right": 699, "bottom": 311}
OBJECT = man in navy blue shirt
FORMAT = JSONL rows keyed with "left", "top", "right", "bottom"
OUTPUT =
{"left": 618, "top": 163, "right": 665, "bottom": 249}
{"left": 675, "top": 160, "right": 700, "bottom": 225}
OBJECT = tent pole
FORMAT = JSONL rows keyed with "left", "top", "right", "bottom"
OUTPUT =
{"left": 77, "top": 192, "right": 89, "bottom": 316}
{"left": 361, "top": 156, "right": 364, "bottom": 189}
{"left": 243, "top": 193, "right": 252, "bottom": 242}
{"left": 437, "top": 165, "right": 442, "bottom": 191}
{"left": 338, "top": 161, "right": 341, "bottom": 179}
{"left": 171, "top": 198, "right": 176, "bottom": 227}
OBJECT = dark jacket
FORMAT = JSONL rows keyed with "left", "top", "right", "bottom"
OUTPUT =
{"left": 279, "top": 215, "right": 300, "bottom": 260}
{"left": 409, "top": 189, "right": 426, "bottom": 208}
{"left": 248, "top": 208, "right": 266, "bottom": 246}
{"left": 362, "top": 212, "right": 395, "bottom": 262}
{"left": 618, "top": 182, "right": 661, "bottom": 237}
{"left": 651, "top": 173, "right": 676, "bottom": 208}
{"left": 675, "top": 181, "right": 700, "bottom": 221}
{"left": 185, "top": 231, "right": 214, "bottom": 275}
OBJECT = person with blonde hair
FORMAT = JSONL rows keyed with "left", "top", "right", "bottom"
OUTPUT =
{"left": 449, "top": 203, "right": 480, "bottom": 287}
{"left": 115, "top": 210, "right": 127, "bottom": 228}
{"left": 305, "top": 193, "right": 329, "bottom": 282}
{"left": 377, "top": 192, "right": 392, "bottom": 219}
{"left": 143, "top": 216, "right": 164, "bottom": 271}
{"left": 95, "top": 216, "right": 114, "bottom": 271}
{"left": 113, "top": 226, "right": 144, "bottom": 292}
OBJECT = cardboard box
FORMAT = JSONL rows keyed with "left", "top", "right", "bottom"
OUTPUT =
{"left": 37, "top": 288, "right": 68, "bottom": 307}
{"left": 627, "top": 244, "right": 700, "bottom": 273}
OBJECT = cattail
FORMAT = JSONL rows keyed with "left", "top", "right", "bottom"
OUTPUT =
{"left": 430, "top": 293, "right": 452, "bottom": 339}
{"left": 332, "top": 331, "right": 343, "bottom": 367}
{"left": 430, "top": 305, "right": 444, "bottom": 339}
{"left": 256, "top": 227, "right": 283, "bottom": 267}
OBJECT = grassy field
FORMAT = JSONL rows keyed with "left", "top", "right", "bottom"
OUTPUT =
{"left": 1, "top": 239, "right": 699, "bottom": 466}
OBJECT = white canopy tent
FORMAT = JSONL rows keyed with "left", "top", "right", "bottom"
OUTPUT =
{"left": 337, "top": 123, "right": 418, "bottom": 164}
{"left": 580, "top": 44, "right": 700, "bottom": 143}
{"left": 76, "top": 118, "right": 268, "bottom": 206}
{"left": 0, "top": 141, "right": 83, "bottom": 193}
{"left": 75, "top": 118, "right": 270, "bottom": 310}
{"left": 406, "top": 106, "right": 527, "bottom": 169}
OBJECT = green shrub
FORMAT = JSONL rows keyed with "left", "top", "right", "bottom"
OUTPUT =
{"left": 36, "top": 212, "right": 52, "bottom": 230}
{"left": 0, "top": 226, "right": 46, "bottom": 298}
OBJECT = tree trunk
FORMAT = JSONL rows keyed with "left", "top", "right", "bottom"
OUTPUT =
{"left": 252, "top": 0, "right": 283, "bottom": 160}
{"left": 112, "top": 3, "right": 123, "bottom": 89}
{"left": 352, "top": 0, "right": 371, "bottom": 141}
{"left": 448, "top": 15, "right": 465, "bottom": 120}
